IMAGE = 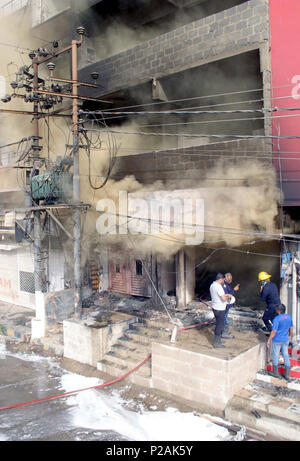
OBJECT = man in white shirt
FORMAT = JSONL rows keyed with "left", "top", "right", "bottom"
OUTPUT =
{"left": 210, "top": 273, "right": 233, "bottom": 348}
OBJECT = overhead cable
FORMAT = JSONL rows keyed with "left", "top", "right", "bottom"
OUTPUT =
{"left": 84, "top": 128, "right": 300, "bottom": 140}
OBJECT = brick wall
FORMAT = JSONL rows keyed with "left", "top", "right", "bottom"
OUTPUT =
{"left": 79, "top": 0, "right": 269, "bottom": 96}
{"left": 151, "top": 341, "right": 266, "bottom": 413}
{"left": 111, "top": 138, "right": 273, "bottom": 183}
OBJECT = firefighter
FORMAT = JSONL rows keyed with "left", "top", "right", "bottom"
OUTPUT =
{"left": 258, "top": 271, "right": 280, "bottom": 333}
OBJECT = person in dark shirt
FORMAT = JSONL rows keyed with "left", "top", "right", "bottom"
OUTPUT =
{"left": 267, "top": 304, "right": 293, "bottom": 381}
{"left": 258, "top": 271, "right": 280, "bottom": 333}
{"left": 223, "top": 273, "right": 240, "bottom": 328}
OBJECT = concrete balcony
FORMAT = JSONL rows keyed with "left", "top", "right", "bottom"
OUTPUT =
{"left": 31, "top": 0, "right": 103, "bottom": 28}
{"left": 78, "top": 0, "right": 269, "bottom": 98}
{"left": 0, "top": 0, "right": 28, "bottom": 17}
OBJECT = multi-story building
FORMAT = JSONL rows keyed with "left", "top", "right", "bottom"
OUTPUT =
{"left": 0, "top": 0, "right": 299, "bottom": 338}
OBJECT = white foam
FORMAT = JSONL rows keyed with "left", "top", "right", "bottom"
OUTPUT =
{"left": 60, "top": 372, "right": 230, "bottom": 441}
{"left": 0, "top": 343, "right": 7, "bottom": 358}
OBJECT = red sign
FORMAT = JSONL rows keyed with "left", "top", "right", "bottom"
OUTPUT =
{"left": 269, "top": 0, "right": 300, "bottom": 205}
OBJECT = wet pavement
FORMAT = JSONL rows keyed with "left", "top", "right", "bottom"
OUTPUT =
{"left": 0, "top": 348, "right": 128, "bottom": 441}
{"left": 0, "top": 344, "right": 238, "bottom": 442}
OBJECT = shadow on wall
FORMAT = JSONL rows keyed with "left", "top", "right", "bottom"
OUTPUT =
{"left": 194, "top": 240, "right": 280, "bottom": 309}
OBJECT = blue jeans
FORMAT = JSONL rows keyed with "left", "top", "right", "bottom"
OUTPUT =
{"left": 272, "top": 341, "right": 290, "bottom": 367}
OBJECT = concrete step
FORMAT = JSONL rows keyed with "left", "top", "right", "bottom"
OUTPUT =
{"left": 97, "top": 358, "right": 152, "bottom": 388}
{"left": 97, "top": 358, "right": 128, "bottom": 377}
{"left": 142, "top": 318, "right": 173, "bottom": 330}
{"left": 97, "top": 320, "right": 171, "bottom": 388}
{"left": 289, "top": 346, "right": 300, "bottom": 356}
{"left": 97, "top": 357, "right": 151, "bottom": 379}
{"left": 116, "top": 336, "right": 151, "bottom": 354}
{"left": 129, "top": 323, "right": 171, "bottom": 339}
{"left": 105, "top": 350, "right": 151, "bottom": 376}
{"left": 225, "top": 377, "right": 300, "bottom": 441}
{"left": 257, "top": 370, "right": 300, "bottom": 391}
{"left": 124, "top": 330, "right": 163, "bottom": 344}
{"left": 266, "top": 364, "right": 300, "bottom": 380}
{"left": 281, "top": 357, "right": 300, "bottom": 367}
{"left": 111, "top": 342, "right": 151, "bottom": 359}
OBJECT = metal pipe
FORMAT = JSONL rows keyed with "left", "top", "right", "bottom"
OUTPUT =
{"left": 45, "top": 209, "right": 74, "bottom": 241}
{"left": 35, "top": 88, "right": 111, "bottom": 104}
{"left": 49, "top": 76, "right": 100, "bottom": 88}
{"left": 292, "top": 256, "right": 297, "bottom": 341}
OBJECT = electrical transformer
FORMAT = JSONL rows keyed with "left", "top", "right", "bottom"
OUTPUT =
{"left": 31, "top": 172, "right": 73, "bottom": 203}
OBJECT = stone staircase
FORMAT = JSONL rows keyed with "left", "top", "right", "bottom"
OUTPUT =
{"left": 265, "top": 346, "right": 300, "bottom": 380}
{"left": 225, "top": 345, "right": 300, "bottom": 440}
{"left": 96, "top": 318, "right": 171, "bottom": 387}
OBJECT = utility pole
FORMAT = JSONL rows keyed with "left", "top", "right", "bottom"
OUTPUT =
{"left": 1, "top": 25, "right": 105, "bottom": 324}
{"left": 72, "top": 37, "right": 82, "bottom": 319}
{"left": 32, "top": 55, "right": 43, "bottom": 295}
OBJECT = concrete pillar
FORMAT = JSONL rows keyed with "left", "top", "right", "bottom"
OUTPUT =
{"left": 185, "top": 248, "right": 195, "bottom": 305}
{"left": 176, "top": 248, "right": 195, "bottom": 308}
{"left": 100, "top": 248, "right": 109, "bottom": 291}
{"left": 31, "top": 291, "right": 46, "bottom": 339}
{"left": 176, "top": 249, "right": 185, "bottom": 308}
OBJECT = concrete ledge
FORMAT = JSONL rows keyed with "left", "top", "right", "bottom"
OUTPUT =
{"left": 256, "top": 372, "right": 300, "bottom": 392}
{"left": 151, "top": 341, "right": 266, "bottom": 412}
{"left": 225, "top": 395, "right": 300, "bottom": 441}
{"left": 63, "top": 312, "right": 137, "bottom": 367}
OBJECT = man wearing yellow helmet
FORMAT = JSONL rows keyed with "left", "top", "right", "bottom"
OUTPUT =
{"left": 258, "top": 271, "right": 280, "bottom": 333}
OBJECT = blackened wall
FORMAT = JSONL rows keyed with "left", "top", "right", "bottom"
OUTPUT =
{"left": 111, "top": 138, "right": 272, "bottom": 183}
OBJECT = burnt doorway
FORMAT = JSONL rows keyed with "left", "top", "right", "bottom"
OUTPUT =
{"left": 108, "top": 250, "right": 152, "bottom": 297}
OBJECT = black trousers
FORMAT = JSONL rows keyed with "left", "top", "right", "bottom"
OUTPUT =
{"left": 262, "top": 306, "right": 277, "bottom": 332}
{"left": 212, "top": 308, "right": 225, "bottom": 336}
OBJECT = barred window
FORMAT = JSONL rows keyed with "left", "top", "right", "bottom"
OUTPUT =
{"left": 136, "top": 260, "right": 143, "bottom": 276}
{"left": 19, "top": 271, "right": 35, "bottom": 294}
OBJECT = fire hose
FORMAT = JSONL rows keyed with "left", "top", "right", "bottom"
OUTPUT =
{"left": 0, "top": 354, "right": 151, "bottom": 411}
{"left": 0, "top": 318, "right": 213, "bottom": 412}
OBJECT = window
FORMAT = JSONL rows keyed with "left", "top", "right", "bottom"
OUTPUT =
{"left": 19, "top": 271, "right": 35, "bottom": 294}
{"left": 115, "top": 264, "right": 120, "bottom": 273}
{"left": 136, "top": 260, "right": 143, "bottom": 276}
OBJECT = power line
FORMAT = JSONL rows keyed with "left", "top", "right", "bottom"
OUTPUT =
{"left": 96, "top": 84, "right": 298, "bottom": 115}
{"left": 84, "top": 128, "right": 300, "bottom": 140}
{"left": 96, "top": 210, "right": 300, "bottom": 241}
{"left": 81, "top": 108, "right": 274, "bottom": 116}
{"left": 135, "top": 113, "right": 300, "bottom": 129}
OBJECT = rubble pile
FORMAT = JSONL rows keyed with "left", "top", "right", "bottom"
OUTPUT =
{"left": 81, "top": 291, "right": 265, "bottom": 334}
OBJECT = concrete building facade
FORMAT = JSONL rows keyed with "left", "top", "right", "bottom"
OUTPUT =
{"left": 0, "top": 0, "right": 299, "bottom": 338}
